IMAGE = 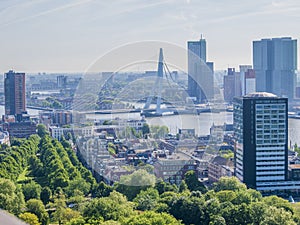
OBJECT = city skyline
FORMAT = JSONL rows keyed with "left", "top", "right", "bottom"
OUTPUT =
{"left": 0, "top": 0, "right": 300, "bottom": 73}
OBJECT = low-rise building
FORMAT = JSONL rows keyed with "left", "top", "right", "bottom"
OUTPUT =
{"left": 154, "top": 152, "right": 197, "bottom": 185}
{"left": 208, "top": 156, "right": 234, "bottom": 183}
{"left": 3, "top": 121, "right": 36, "bottom": 139}
{"left": 49, "top": 126, "right": 93, "bottom": 140}
{"left": 288, "top": 164, "right": 300, "bottom": 181}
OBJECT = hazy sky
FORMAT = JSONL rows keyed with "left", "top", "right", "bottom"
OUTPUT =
{"left": 0, "top": 0, "right": 299, "bottom": 73}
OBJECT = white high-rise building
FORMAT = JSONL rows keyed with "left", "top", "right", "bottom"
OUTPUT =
{"left": 234, "top": 92, "right": 288, "bottom": 190}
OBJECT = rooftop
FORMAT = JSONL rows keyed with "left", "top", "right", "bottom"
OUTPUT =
{"left": 289, "top": 164, "right": 300, "bottom": 169}
{"left": 157, "top": 152, "right": 192, "bottom": 161}
{"left": 244, "top": 92, "right": 277, "bottom": 98}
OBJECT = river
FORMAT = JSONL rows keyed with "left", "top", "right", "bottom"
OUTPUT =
{"left": 85, "top": 111, "right": 300, "bottom": 146}
{"left": 1, "top": 105, "right": 298, "bottom": 146}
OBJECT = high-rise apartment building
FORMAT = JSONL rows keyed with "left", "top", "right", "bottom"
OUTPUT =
{"left": 253, "top": 37, "right": 297, "bottom": 100}
{"left": 4, "top": 70, "right": 26, "bottom": 116}
{"left": 188, "top": 36, "right": 214, "bottom": 103}
{"left": 233, "top": 92, "right": 288, "bottom": 189}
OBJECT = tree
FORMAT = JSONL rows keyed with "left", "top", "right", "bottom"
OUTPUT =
{"left": 92, "top": 181, "right": 113, "bottom": 198}
{"left": 150, "top": 125, "right": 169, "bottom": 139}
{"left": 158, "top": 191, "right": 182, "bottom": 212}
{"left": 184, "top": 170, "right": 206, "bottom": 192}
{"left": 205, "top": 198, "right": 221, "bottom": 217}
{"left": 209, "top": 215, "right": 226, "bottom": 225}
{"left": 15, "top": 187, "right": 26, "bottom": 215}
{"left": 26, "top": 199, "right": 49, "bottom": 225}
{"left": 263, "top": 195, "right": 294, "bottom": 214}
{"left": 101, "top": 221, "right": 121, "bottom": 225}
{"left": 216, "top": 190, "right": 237, "bottom": 203}
{"left": 0, "top": 178, "right": 25, "bottom": 214}
{"left": 83, "top": 191, "right": 135, "bottom": 221}
{"left": 52, "top": 191, "right": 73, "bottom": 225}
{"left": 261, "top": 206, "right": 296, "bottom": 225}
{"left": 294, "top": 143, "right": 300, "bottom": 155}
{"left": 250, "top": 201, "right": 268, "bottom": 225}
{"left": 124, "top": 211, "right": 182, "bottom": 225}
{"left": 19, "top": 212, "right": 41, "bottom": 225}
{"left": 22, "top": 181, "right": 42, "bottom": 201}
{"left": 133, "top": 188, "right": 159, "bottom": 211}
{"left": 40, "top": 187, "right": 51, "bottom": 205}
{"left": 142, "top": 123, "right": 150, "bottom": 136}
{"left": 179, "top": 180, "right": 188, "bottom": 192}
{"left": 169, "top": 196, "right": 209, "bottom": 225}
{"left": 53, "top": 207, "right": 81, "bottom": 225}
{"left": 66, "top": 132, "right": 73, "bottom": 141}
{"left": 0, "top": 178, "right": 16, "bottom": 209}
{"left": 37, "top": 124, "right": 49, "bottom": 138}
{"left": 115, "top": 169, "right": 156, "bottom": 200}
{"left": 108, "top": 142, "right": 117, "bottom": 155}
{"left": 138, "top": 163, "right": 154, "bottom": 174}
{"left": 65, "top": 217, "right": 86, "bottom": 225}
{"left": 213, "top": 177, "right": 247, "bottom": 192}
{"left": 155, "top": 179, "right": 178, "bottom": 194}
{"left": 68, "top": 189, "right": 85, "bottom": 210}
{"left": 221, "top": 203, "right": 253, "bottom": 225}
{"left": 65, "top": 178, "right": 91, "bottom": 197}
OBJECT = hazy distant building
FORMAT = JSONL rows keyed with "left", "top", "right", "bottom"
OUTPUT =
{"left": 188, "top": 36, "right": 214, "bottom": 103}
{"left": 39, "top": 110, "right": 73, "bottom": 127}
{"left": 52, "top": 110, "right": 73, "bottom": 126}
{"left": 57, "top": 75, "right": 67, "bottom": 89}
{"left": 239, "top": 65, "right": 253, "bottom": 95}
{"left": 4, "top": 70, "right": 26, "bottom": 118}
{"left": 234, "top": 92, "right": 288, "bottom": 189}
{"left": 244, "top": 69, "right": 256, "bottom": 95}
{"left": 296, "top": 87, "right": 300, "bottom": 99}
{"left": 253, "top": 37, "right": 297, "bottom": 100}
{"left": 223, "top": 68, "right": 241, "bottom": 103}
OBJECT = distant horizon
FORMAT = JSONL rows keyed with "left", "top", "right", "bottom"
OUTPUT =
{"left": 2, "top": 68, "right": 300, "bottom": 75}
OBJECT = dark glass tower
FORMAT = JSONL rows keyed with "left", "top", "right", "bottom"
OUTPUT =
{"left": 4, "top": 70, "right": 26, "bottom": 117}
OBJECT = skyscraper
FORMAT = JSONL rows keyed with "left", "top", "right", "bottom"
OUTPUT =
{"left": 223, "top": 68, "right": 241, "bottom": 103}
{"left": 253, "top": 37, "right": 297, "bottom": 100}
{"left": 233, "top": 92, "right": 288, "bottom": 189}
{"left": 239, "top": 65, "right": 253, "bottom": 95}
{"left": 4, "top": 70, "right": 26, "bottom": 117}
{"left": 244, "top": 69, "right": 256, "bottom": 95}
{"left": 188, "top": 36, "right": 206, "bottom": 62}
{"left": 187, "top": 36, "right": 214, "bottom": 103}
